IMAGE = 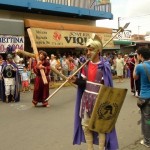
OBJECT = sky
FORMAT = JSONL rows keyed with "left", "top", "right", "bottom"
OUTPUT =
{"left": 96, "top": 0, "right": 150, "bottom": 35}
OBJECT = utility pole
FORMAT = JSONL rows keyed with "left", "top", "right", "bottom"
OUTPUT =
{"left": 118, "top": 17, "right": 121, "bottom": 28}
{"left": 138, "top": 26, "right": 141, "bottom": 40}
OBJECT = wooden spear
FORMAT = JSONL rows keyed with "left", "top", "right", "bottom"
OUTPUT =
{"left": 15, "top": 49, "right": 76, "bottom": 87}
{"left": 45, "top": 23, "right": 130, "bottom": 101}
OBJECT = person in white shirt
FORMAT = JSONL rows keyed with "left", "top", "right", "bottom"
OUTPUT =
{"left": 116, "top": 54, "right": 124, "bottom": 83}
{"left": 61, "top": 55, "right": 69, "bottom": 76}
{"left": 50, "top": 54, "right": 57, "bottom": 82}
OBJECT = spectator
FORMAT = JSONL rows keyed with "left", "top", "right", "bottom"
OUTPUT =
{"left": 50, "top": 54, "right": 57, "bottom": 82}
{"left": 68, "top": 57, "right": 75, "bottom": 75}
{"left": 61, "top": 55, "right": 69, "bottom": 77}
{"left": 1, "top": 54, "right": 20, "bottom": 102}
{"left": 21, "top": 66, "right": 30, "bottom": 92}
{"left": 133, "top": 47, "right": 150, "bottom": 148}
{"left": 116, "top": 54, "right": 124, "bottom": 83}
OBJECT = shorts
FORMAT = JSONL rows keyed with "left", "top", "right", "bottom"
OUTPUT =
{"left": 22, "top": 80, "right": 29, "bottom": 88}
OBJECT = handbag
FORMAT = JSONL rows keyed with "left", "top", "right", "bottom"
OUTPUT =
{"left": 143, "top": 63, "right": 150, "bottom": 82}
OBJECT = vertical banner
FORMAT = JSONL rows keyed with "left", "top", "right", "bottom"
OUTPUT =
{"left": 0, "top": 35, "right": 24, "bottom": 53}
{"left": 112, "top": 29, "right": 131, "bottom": 40}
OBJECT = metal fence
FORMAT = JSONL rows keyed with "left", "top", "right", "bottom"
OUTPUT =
{"left": 36, "top": 0, "right": 111, "bottom": 12}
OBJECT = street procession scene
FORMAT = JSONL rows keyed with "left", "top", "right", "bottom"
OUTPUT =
{"left": 0, "top": 0, "right": 150, "bottom": 150}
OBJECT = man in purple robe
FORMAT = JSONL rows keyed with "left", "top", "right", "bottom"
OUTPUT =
{"left": 70, "top": 34, "right": 119, "bottom": 150}
{"left": 1, "top": 54, "right": 20, "bottom": 102}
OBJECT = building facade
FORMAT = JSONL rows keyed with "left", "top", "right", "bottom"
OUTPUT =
{"left": 0, "top": 0, "right": 113, "bottom": 55}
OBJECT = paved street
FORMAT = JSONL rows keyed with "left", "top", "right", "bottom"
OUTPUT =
{"left": 0, "top": 78, "right": 149, "bottom": 150}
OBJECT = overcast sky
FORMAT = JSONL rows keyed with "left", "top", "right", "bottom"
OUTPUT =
{"left": 96, "top": 0, "right": 150, "bottom": 35}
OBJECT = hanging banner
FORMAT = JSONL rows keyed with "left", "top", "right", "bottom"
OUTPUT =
{"left": 0, "top": 35, "right": 24, "bottom": 53}
{"left": 112, "top": 29, "right": 131, "bottom": 40}
{"left": 31, "top": 28, "right": 114, "bottom": 48}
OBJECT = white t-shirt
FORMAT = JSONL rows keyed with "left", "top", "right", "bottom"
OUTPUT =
{"left": 21, "top": 72, "right": 29, "bottom": 81}
{"left": 50, "top": 59, "right": 57, "bottom": 68}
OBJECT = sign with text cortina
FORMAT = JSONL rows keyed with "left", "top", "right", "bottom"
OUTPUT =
{"left": 31, "top": 28, "right": 114, "bottom": 48}
{"left": 0, "top": 35, "right": 24, "bottom": 53}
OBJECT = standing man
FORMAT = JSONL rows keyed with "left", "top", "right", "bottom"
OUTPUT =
{"left": 71, "top": 34, "right": 118, "bottom": 150}
{"left": 116, "top": 53, "right": 124, "bottom": 83}
{"left": 1, "top": 54, "right": 20, "bottom": 102}
{"left": 61, "top": 55, "right": 69, "bottom": 77}
{"left": 50, "top": 54, "right": 57, "bottom": 82}
{"left": 32, "top": 50, "right": 50, "bottom": 107}
{"left": 133, "top": 47, "right": 150, "bottom": 148}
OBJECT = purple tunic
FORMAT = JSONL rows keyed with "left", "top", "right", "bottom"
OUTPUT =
{"left": 73, "top": 58, "right": 119, "bottom": 150}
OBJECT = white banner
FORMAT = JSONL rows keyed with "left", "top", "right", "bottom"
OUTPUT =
{"left": 112, "top": 29, "right": 132, "bottom": 40}
{"left": 0, "top": 35, "right": 24, "bottom": 53}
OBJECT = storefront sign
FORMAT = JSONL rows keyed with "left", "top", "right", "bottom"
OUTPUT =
{"left": 0, "top": 35, "right": 24, "bottom": 53}
{"left": 112, "top": 29, "right": 131, "bottom": 40}
{"left": 31, "top": 28, "right": 114, "bottom": 48}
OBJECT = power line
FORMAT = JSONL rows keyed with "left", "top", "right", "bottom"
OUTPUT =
{"left": 119, "top": 14, "right": 150, "bottom": 20}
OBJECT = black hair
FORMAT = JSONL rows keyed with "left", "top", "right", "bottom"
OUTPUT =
{"left": 39, "top": 50, "right": 47, "bottom": 59}
{"left": 137, "top": 47, "right": 150, "bottom": 60}
{"left": 0, "top": 55, "right": 3, "bottom": 59}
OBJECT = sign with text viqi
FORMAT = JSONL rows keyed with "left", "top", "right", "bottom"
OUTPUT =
{"left": 31, "top": 28, "right": 114, "bottom": 48}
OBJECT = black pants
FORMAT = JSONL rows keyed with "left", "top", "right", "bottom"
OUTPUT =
{"left": 140, "top": 99, "right": 150, "bottom": 145}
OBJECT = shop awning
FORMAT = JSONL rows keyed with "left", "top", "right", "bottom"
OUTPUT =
{"left": 114, "top": 40, "right": 132, "bottom": 45}
{"left": 0, "top": 18, "right": 24, "bottom": 35}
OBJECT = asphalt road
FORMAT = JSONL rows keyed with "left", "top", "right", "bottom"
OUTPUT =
{"left": 0, "top": 78, "right": 149, "bottom": 150}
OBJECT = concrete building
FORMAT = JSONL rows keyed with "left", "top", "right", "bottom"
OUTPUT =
{"left": 0, "top": 0, "right": 114, "bottom": 56}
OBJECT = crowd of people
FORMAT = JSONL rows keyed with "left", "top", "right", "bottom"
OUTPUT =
{"left": 0, "top": 39, "right": 150, "bottom": 148}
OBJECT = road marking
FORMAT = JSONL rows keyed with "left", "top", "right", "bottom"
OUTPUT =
{"left": 10, "top": 103, "right": 30, "bottom": 110}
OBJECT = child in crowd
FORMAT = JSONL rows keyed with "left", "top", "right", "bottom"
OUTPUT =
{"left": 27, "top": 67, "right": 31, "bottom": 91}
{"left": 21, "top": 66, "right": 30, "bottom": 92}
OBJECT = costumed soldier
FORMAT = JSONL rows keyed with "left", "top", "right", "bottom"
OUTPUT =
{"left": 32, "top": 50, "right": 50, "bottom": 107}
{"left": 1, "top": 52, "right": 20, "bottom": 103}
{"left": 70, "top": 34, "right": 118, "bottom": 150}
